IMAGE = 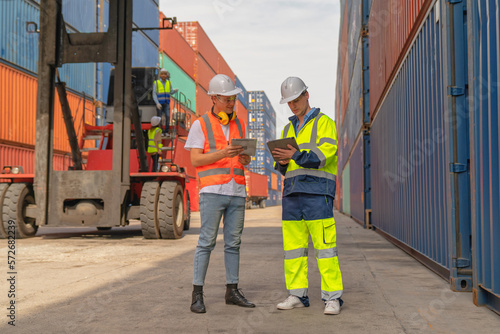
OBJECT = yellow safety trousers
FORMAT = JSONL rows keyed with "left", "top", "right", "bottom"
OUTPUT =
{"left": 282, "top": 217, "right": 343, "bottom": 300}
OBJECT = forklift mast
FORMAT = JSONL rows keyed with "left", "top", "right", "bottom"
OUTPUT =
{"left": 35, "top": 0, "right": 135, "bottom": 227}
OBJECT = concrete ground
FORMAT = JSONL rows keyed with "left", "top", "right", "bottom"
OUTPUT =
{"left": 0, "top": 206, "right": 499, "bottom": 333}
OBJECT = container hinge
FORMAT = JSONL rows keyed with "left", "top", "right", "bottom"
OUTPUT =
{"left": 446, "top": 0, "right": 462, "bottom": 4}
{"left": 453, "top": 257, "right": 470, "bottom": 268}
{"left": 449, "top": 163, "right": 467, "bottom": 173}
{"left": 448, "top": 86, "right": 465, "bottom": 96}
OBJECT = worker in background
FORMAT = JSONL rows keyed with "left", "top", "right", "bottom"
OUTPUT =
{"left": 184, "top": 74, "right": 254, "bottom": 313}
{"left": 271, "top": 77, "right": 343, "bottom": 315}
{"left": 147, "top": 116, "right": 163, "bottom": 172}
{"left": 153, "top": 69, "right": 177, "bottom": 135}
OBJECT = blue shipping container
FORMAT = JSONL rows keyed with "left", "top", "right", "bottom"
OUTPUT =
{"left": 468, "top": 0, "right": 500, "bottom": 313}
{"left": 0, "top": 0, "right": 95, "bottom": 96}
{"left": 235, "top": 76, "right": 249, "bottom": 109}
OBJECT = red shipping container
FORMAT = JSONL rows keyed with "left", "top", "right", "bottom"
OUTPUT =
{"left": 0, "top": 143, "right": 72, "bottom": 174}
{"left": 173, "top": 137, "right": 196, "bottom": 178}
{"left": 245, "top": 170, "right": 268, "bottom": 199}
{"left": 175, "top": 22, "right": 220, "bottom": 74}
{"left": 0, "top": 62, "right": 95, "bottom": 153}
{"left": 217, "top": 52, "right": 234, "bottom": 81}
{"left": 185, "top": 175, "right": 200, "bottom": 212}
{"left": 195, "top": 53, "right": 217, "bottom": 92}
{"left": 196, "top": 85, "right": 213, "bottom": 116}
{"left": 369, "top": 0, "right": 428, "bottom": 118}
{"left": 159, "top": 13, "right": 196, "bottom": 79}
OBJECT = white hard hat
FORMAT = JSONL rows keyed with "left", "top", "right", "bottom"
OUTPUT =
{"left": 208, "top": 74, "right": 242, "bottom": 96}
{"left": 160, "top": 69, "right": 169, "bottom": 75}
{"left": 280, "top": 77, "right": 308, "bottom": 104}
{"left": 151, "top": 116, "right": 161, "bottom": 127}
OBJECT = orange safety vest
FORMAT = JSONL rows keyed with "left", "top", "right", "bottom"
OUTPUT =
{"left": 196, "top": 112, "right": 246, "bottom": 189}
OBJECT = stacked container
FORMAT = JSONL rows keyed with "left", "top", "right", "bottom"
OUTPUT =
{"left": 336, "top": 0, "right": 500, "bottom": 312}
{"left": 0, "top": 0, "right": 97, "bottom": 168}
{"left": 247, "top": 91, "right": 281, "bottom": 206}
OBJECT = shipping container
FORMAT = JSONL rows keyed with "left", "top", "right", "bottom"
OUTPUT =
{"left": 185, "top": 175, "right": 200, "bottom": 212}
{"left": 175, "top": 22, "right": 219, "bottom": 74}
{"left": 468, "top": 0, "right": 500, "bottom": 313}
{"left": 348, "top": 137, "right": 364, "bottom": 224}
{"left": 0, "top": 0, "right": 95, "bottom": 96}
{"left": 195, "top": 84, "right": 212, "bottom": 116}
{"left": 159, "top": 12, "right": 196, "bottom": 79}
{"left": 245, "top": 170, "right": 268, "bottom": 208}
{"left": 235, "top": 76, "right": 249, "bottom": 109}
{"left": 217, "top": 52, "right": 234, "bottom": 82}
{"left": 234, "top": 100, "right": 248, "bottom": 127}
{"left": 369, "top": 0, "right": 429, "bottom": 119}
{"left": 173, "top": 137, "right": 196, "bottom": 178}
{"left": 368, "top": 3, "right": 474, "bottom": 291}
{"left": 132, "top": 31, "right": 159, "bottom": 68}
{"left": 0, "top": 143, "right": 72, "bottom": 174}
{"left": 132, "top": 0, "right": 159, "bottom": 45}
{"left": 195, "top": 53, "right": 217, "bottom": 92}
{"left": 159, "top": 52, "right": 196, "bottom": 113}
{"left": 0, "top": 62, "right": 95, "bottom": 153}
{"left": 248, "top": 91, "right": 276, "bottom": 126}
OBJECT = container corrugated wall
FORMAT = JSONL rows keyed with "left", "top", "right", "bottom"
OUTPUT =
{"left": 0, "top": 0, "right": 95, "bottom": 96}
{"left": 195, "top": 85, "right": 211, "bottom": 116}
{"left": 468, "top": 0, "right": 500, "bottom": 313}
{"left": 349, "top": 138, "right": 364, "bottom": 224}
{"left": 0, "top": 143, "right": 71, "bottom": 173}
{"left": 370, "top": 5, "right": 452, "bottom": 276}
{"left": 369, "top": 0, "right": 428, "bottom": 118}
{"left": 132, "top": 0, "right": 159, "bottom": 45}
{"left": 0, "top": 62, "right": 95, "bottom": 153}
{"left": 159, "top": 12, "right": 196, "bottom": 79}
{"left": 235, "top": 76, "right": 248, "bottom": 109}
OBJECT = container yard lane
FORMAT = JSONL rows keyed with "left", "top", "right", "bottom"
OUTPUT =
{"left": 1, "top": 207, "right": 499, "bottom": 333}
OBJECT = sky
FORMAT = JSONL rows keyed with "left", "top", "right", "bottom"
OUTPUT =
{"left": 158, "top": 0, "right": 342, "bottom": 134}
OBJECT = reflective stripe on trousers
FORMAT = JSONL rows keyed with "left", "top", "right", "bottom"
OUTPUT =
{"left": 282, "top": 216, "right": 343, "bottom": 300}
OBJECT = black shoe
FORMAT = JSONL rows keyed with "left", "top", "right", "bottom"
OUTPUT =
{"left": 190, "top": 291, "right": 206, "bottom": 313}
{"left": 225, "top": 285, "right": 256, "bottom": 308}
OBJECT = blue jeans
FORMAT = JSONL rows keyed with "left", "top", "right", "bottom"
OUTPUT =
{"left": 156, "top": 101, "right": 170, "bottom": 133}
{"left": 193, "top": 193, "right": 246, "bottom": 286}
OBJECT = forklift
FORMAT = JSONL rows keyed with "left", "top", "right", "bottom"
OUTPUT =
{"left": 0, "top": 0, "right": 191, "bottom": 239}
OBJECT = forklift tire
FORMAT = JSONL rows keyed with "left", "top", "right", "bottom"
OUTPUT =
{"left": 259, "top": 200, "right": 266, "bottom": 208}
{"left": 183, "top": 191, "right": 191, "bottom": 231}
{"left": 2, "top": 183, "right": 38, "bottom": 238}
{"left": 158, "top": 181, "right": 184, "bottom": 239}
{"left": 140, "top": 182, "right": 161, "bottom": 239}
{"left": 0, "top": 183, "right": 9, "bottom": 238}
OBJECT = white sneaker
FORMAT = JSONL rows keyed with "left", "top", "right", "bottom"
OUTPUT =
{"left": 277, "top": 295, "right": 305, "bottom": 310}
{"left": 324, "top": 299, "right": 341, "bottom": 315}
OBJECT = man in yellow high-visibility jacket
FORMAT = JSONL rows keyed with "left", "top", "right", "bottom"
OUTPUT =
{"left": 147, "top": 116, "right": 163, "bottom": 172}
{"left": 153, "top": 69, "right": 177, "bottom": 135}
{"left": 272, "top": 77, "right": 343, "bottom": 315}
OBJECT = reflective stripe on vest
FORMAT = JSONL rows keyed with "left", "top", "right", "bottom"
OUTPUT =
{"left": 147, "top": 127, "right": 163, "bottom": 154}
{"left": 284, "top": 112, "right": 337, "bottom": 179}
{"left": 155, "top": 80, "right": 171, "bottom": 104}
{"left": 196, "top": 113, "right": 246, "bottom": 189}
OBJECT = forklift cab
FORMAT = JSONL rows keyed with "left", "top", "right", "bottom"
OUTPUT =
{"left": 105, "top": 67, "right": 159, "bottom": 123}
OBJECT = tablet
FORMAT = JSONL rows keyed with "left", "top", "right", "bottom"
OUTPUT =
{"left": 267, "top": 137, "right": 300, "bottom": 161}
{"left": 231, "top": 138, "right": 257, "bottom": 156}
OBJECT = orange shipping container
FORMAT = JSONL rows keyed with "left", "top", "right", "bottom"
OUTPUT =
{"left": 196, "top": 84, "right": 212, "bottom": 116}
{"left": 195, "top": 53, "right": 217, "bottom": 92}
{"left": 175, "top": 22, "right": 219, "bottom": 74}
{"left": 271, "top": 172, "right": 278, "bottom": 191}
{"left": 0, "top": 143, "right": 72, "bottom": 173}
{"left": 234, "top": 99, "right": 248, "bottom": 125}
{"left": 159, "top": 12, "right": 196, "bottom": 79}
{"left": 0, "top": 62, "right": 95, "bottom": 153}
